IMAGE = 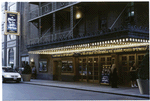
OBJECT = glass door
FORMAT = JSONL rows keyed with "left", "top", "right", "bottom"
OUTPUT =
{"left": 82, "top": 58, "right": 87, "bottom": 81}
{"left": 88, "top": 58, "right": 93, "bottom": 82}
{"left": 87, "top": 57, "right": 99, "bottom": 83}
{"left": 120, "top": 54, "right": 135, "bottom": 86}
{"left": 94, "top": 58, "right": 99, "bottom": 83}
{"left": 78, "top": 58, "right": 82, "bottom": 81}
{"left": 78, "top": 58, "right": 87, "bottom": 82}
{"left": 121, "top": 56, "right": 128, "bottom": 85}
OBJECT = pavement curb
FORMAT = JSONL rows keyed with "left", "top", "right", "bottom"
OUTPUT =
{"left": 23, "top": 82, "right": 149, "bottom": 99}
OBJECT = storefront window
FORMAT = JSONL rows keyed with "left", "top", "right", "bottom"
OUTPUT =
{"left": 62, "top": 61, "right": 73, "bottom": 72}
{"left": 39, "top": 61, "right": 47, "bottom": 72}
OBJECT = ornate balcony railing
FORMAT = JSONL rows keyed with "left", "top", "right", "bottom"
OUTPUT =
{"left": 28, "top": 29, "right": 71, "bottom": 45}
{"left": 29, "top": 2, "right": 77, "bottom": 20}
{"left": 56, "top": 2, "right": 73, "bottom": 9}
{"left": 27, "top": 24, "right": 149, "bottom": 46}
{"left": 41, "top": 3, "right": 52, "bottom": 15}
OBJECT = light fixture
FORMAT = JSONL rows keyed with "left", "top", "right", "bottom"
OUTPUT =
{"left": 76, "top": 12, "right": 82, "bottom": 19}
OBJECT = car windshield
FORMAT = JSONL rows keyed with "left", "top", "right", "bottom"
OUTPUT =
{"left": 2, "top": 68, "right": 17, "bottom": 73}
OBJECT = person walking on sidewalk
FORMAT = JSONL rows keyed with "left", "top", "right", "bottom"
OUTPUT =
{"left": 130, "top": 62, "right": 138, "bottom": 87}
{"left": 110, "top": 64, "right": 118, "bottom": 88}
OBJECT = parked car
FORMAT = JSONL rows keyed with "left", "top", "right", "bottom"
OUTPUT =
{"left": 2, "top": 66, "right": 21, "bottom": 83}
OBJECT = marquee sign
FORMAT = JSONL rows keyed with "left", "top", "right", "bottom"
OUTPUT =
{"left": 5, "top": 11, "right": 20, "bottom": 35}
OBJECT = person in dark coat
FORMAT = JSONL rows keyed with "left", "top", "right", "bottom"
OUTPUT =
{"left": 111, "top": 64, "right": 118, "bottom": 88}
{"left": 130, "top": 62, "right": 138, "bottom": 87}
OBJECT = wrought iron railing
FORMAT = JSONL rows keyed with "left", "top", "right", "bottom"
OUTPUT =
{"left": 28, "top": 29, "right": 71, "bottom": 45}
{"left": 41, "top": 3, "right": 52, "bottom": 15}
{"left": 27, "top": 25, "right": 149, "bottom": 46}
{"left": 29, "top": 2, "right": 77, "bottom": 20}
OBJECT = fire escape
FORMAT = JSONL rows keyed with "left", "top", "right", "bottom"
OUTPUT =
{"left": 27, "top": 2, "right": 149, "bottom": 51}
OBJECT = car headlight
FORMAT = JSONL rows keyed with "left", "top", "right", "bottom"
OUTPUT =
{"left": 18, "top": 75, "right": 21, "bottom": 78}
{"left": 4, "top": 75, "right": 11, "bottom": 78}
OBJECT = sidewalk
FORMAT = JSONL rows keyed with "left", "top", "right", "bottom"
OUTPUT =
{"left": 23, "top": 79, "right": 149, "bottom": 99}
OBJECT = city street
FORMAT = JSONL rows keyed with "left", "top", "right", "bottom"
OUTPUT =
{"left": 2, "top": 82, "right": 148, "bottom": 100}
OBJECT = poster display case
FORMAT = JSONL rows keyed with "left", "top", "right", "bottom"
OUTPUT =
{"left": 101, "top": 65, "right": 111, "bottom": 85}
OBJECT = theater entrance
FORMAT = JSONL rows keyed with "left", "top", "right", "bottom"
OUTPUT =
{"left": 119, "top": 53, "right": 145, "bottom": 86}
{"left": 78, "top": 56, "right": 112, "bottom": 83}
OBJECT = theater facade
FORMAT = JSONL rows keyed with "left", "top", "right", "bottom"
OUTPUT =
{"left": 26, "top": 2, "right": 149, "bottom": 86}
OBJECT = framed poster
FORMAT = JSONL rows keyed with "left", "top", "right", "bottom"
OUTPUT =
{"left": 39, "top": 61, "right": 47, "bottom": 72}
{"left": 5, "top": 11, "right": 20, "bottom": 35}
{"left": 101, "top": 65, "right": 111, "bottom": 85}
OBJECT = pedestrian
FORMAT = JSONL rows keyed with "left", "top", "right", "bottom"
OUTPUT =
{"left": 32, "top": 66, "right": 36, "bottom": 79}
{"left": 110, "top": 64, "right": 118, "bottom": 88}
{"left": 130, "top": 62, "right": 138, "bottom": 87}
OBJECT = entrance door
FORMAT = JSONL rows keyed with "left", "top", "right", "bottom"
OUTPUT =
{"left": 119, "top": 54, "right": 135, "bottom": 86}
{"left": 87, "top": 57, "right": 99, "bottom": 83}
{"left": 78, "top": 58, "right": 87, "bottom": 82}
{"left": 54, "top": 61, "right": 61, "bottom": 81}
{"left": 78, "top": 57, "right": 99, "bottom": 83}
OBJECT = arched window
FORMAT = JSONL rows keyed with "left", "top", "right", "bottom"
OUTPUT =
{"left": 9, "top": 48, "right": 14, "bottom": 65}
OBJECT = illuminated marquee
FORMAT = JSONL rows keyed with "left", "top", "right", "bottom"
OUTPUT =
{"left": 29, "top": 38, "right": 149, "bottom": 55}
{"left": 5, "top": 11, "right": 20, "bottom": 35}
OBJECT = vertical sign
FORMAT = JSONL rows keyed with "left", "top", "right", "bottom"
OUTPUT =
{"left": 5, "top": 11, "right": 20, "bottom": 35}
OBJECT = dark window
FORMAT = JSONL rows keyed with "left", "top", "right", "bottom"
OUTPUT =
{"left": 101, "top": 58, "right": 105, "bottom": 62}
{"left": 122, "top": 56, "right": 127, "bottom": 61}
{"left": 129, "top": 56, "right": 134, "bottom": 61}
{"left": 62, "top": 61, "right": 73, "bottom": 72}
